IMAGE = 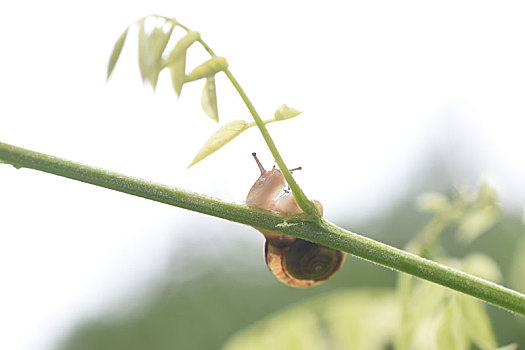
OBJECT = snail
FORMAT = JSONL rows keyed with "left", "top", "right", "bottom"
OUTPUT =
{"left": 246, "top": 153, "right": 345, "bottom": 287}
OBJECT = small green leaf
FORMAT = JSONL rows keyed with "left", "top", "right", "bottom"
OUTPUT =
{"left": 185, "top": 57, "right": 228, "bottom": 82}
{"left": 274, "top": 104, "right": 302, "bottom": 120}
{"left": 224, "top": 289, "right": 398, "bottom": 350}
{"left": 138, "top": 18, "right": 176, "bottom": 89}
{"left": 457, "top": 205, "right": 500, "bottom": 243}
{"left": 477, "top": 182, "right": 498, "bottom": 206}
{"left": 459, "top": 295, "right": 497, "bottom": 349}
{"left": 167, "top": 31, "right": 201, "bottom": 96}
{"left": 189, "top": 120, "right": 247, "bottom": 167}
{"left": 405, "top": 280, "right": 448, "bottom": 349}
{"left": 201, "top": 76, "right": 218, "bottom": 122}
{"left": 436, "top": 300, "right": 467, "bottom": 350}
{"left": 509, "top": 236, "right": 525, "bottom": 293}
{"left": 107, "top": 27, "right": 129, "bottom": 79}
{"left": 225, "top": 308, "right": 322, "bottom": 350}
{"left": 417, "top": 193, "right": 451, "bottom": 213}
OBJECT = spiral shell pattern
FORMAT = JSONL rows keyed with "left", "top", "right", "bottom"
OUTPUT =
{"left": 265, "top": 238, "right": 345, "bottom": 287}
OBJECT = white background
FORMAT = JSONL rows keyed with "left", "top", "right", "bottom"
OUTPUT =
{"left": 1, "top": 1, "right": 525, "bottom": 349}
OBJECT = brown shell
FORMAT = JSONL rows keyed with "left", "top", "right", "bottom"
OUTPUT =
{"left": 265, "top": 239, "right": 345, "bottom": 287}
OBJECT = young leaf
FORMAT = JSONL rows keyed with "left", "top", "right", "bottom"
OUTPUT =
{"left": 185, "top": 57, "right": 228, "bottom": 82}
{"left": 477, "top": 182, "right": 498, "bottom": 206}
{"left": 509, "top": 236, "right": 525, "bottom": 293}
{"left": 274, "top": 104, "right": 302, "bottom": 121}
{"left": 189, "top": 120, "right": 247, "bottom": 167}
{"left": 436, "top": 301, "right": 466, "bottom": 350}
{"left": 417, "top": 193, "right": 451, "bottom": 213}
{"left": 201, "top": 76, "right": 219, "bottom": 122}
{"left": 167, "top": 31, "right": 201, "bottom": 96}
{"left": 456, "top": 205, "right": 500, "bottom": 243}
{"left": 459, "top": 295, "right": 498, "bottom": 350}
{"left": 107, "top": 27, "right": 129, "bottom": 79}
{"left": 138, "top": 18, "right": 175, "bottom": 89}
{"left": 223, "top": 289, "right": 398, "bottom": 350}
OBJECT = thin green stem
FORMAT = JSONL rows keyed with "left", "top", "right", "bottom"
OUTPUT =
{"left": 221, "top": 68, "right": 316, "bottom": 215}
{"left": 175, "top": 20, "right": 317, "bottom": 216}
{"left": 1, "top": 141, "right": 525, "bottom": 316}
{"left": 245, "top": 118, "right": 279, "bottom": 129}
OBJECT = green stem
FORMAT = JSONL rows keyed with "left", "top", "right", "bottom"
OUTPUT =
{"left": 222, "top": 68, "right": 316, "bottom": 215}
{"left": 2, "top": 141, "right": 525, "bottom": 316}
{"left": 245, "top": 119, "right": 279, "bottom": 128}
{"left": 176, "top": 20, "right": 317, "bottom": 216}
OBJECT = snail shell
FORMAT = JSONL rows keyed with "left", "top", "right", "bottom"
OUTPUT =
{"left": 246, "top": 153, "right": 345, "bottom": 287}
{"left": 265, "top": 239, "right": 345, "bottom": 287}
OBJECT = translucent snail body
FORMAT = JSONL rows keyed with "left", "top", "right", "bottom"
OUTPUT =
{"left": 246, "top": 153, "right": 345, "bottom": 287}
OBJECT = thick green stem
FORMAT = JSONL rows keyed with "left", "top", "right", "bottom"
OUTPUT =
{"left": 1, "top": 141, "right": 525, "bottom": 316}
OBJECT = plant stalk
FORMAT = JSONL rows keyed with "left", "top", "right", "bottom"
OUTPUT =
{"left": 1, "top": 141, "right": 525, "bottom": 316}
{"left": 176, "top": 20, "right": 317, "bottom": 216}
{"left": 222, "top": 68, "right": 317, "bottom": 216}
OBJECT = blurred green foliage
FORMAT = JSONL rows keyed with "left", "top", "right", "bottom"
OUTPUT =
{"left": 57, "top": 174, "right": 525, "bottom": 350}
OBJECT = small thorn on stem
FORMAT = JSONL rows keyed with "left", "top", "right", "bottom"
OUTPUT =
{"left": 289, "top": 166, "right": 302, "bottom": 172}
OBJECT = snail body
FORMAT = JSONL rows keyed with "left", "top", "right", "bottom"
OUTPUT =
{"left": 246, "top": 153, "right": 345, "bottom": 287}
